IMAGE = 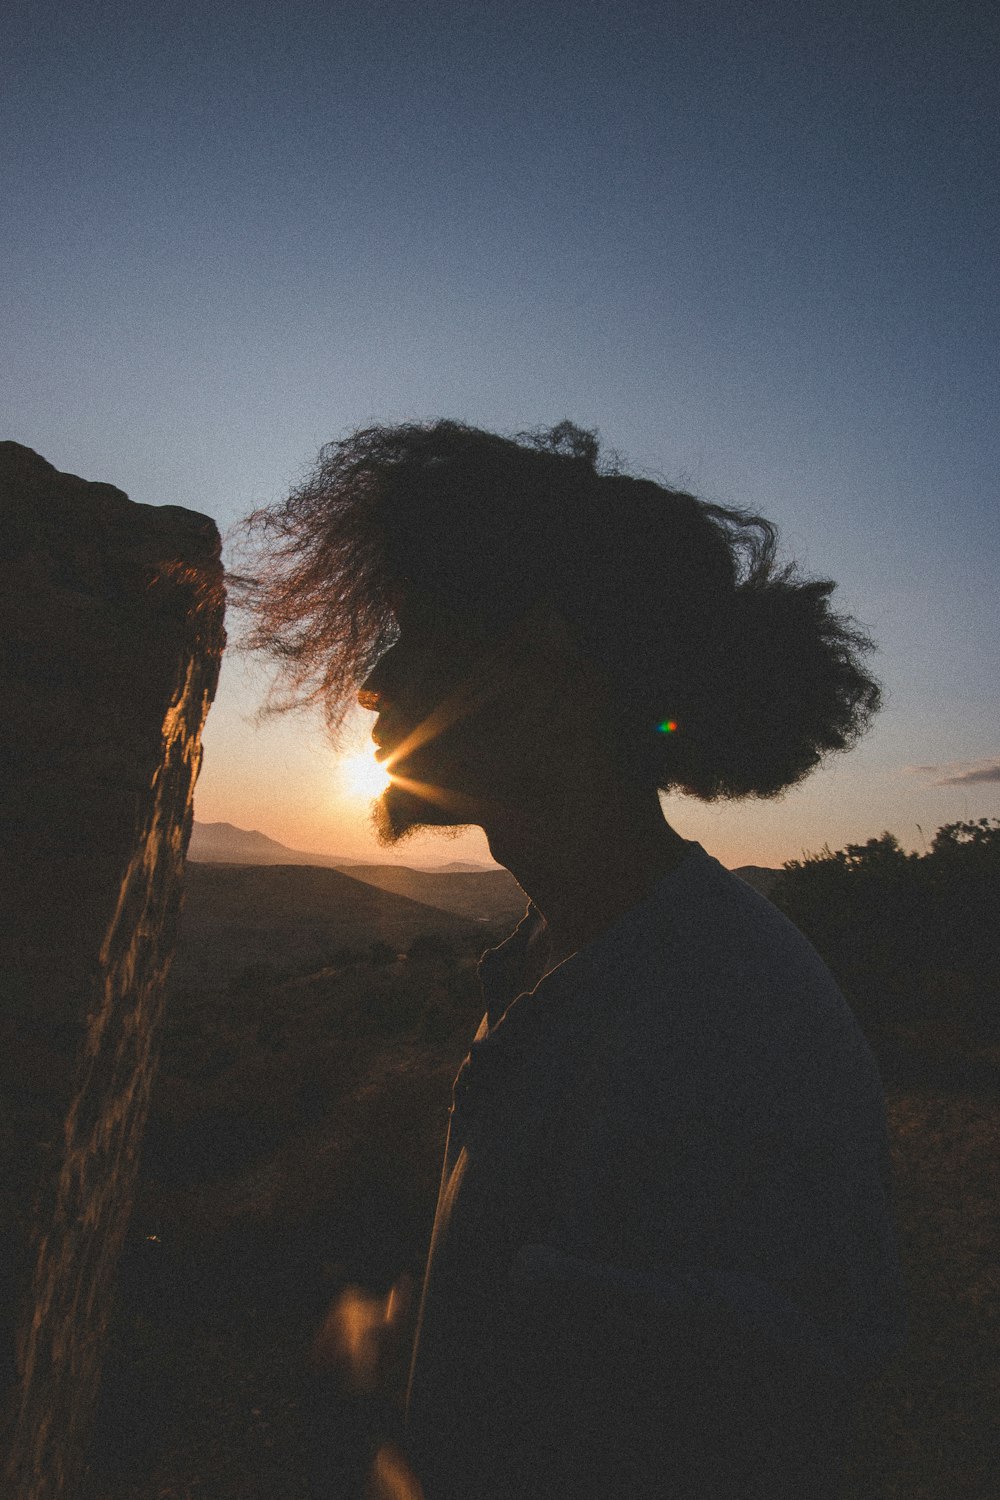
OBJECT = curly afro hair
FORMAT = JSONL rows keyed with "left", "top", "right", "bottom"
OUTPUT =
{"left": 233, "top": 419, "right": 880, "bottom": 800}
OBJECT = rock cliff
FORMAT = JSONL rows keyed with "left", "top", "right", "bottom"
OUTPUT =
{"left": 0, "top": 443, "right": 225, "bottom": 1498}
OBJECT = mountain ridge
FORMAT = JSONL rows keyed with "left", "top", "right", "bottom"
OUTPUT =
{"left": 189, "top": 820, "right": 780, "bottom": 891}
{"left": 188, "top": 820, "right": 496, "bottom": 872}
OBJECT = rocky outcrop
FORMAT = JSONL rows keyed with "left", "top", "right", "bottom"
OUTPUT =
{"left": 0, "top": 444, "right": 225, "bottom": 1499}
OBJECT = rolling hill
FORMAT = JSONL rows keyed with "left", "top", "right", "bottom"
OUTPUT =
{"left": 179, "top": 825, "right": 780, "bottom": 996}
{"left": 187, "top": 821, "right": 357, "bottom": 868}
{"left": 187, "top": 821, "right": 496, "bottom": 873}
{"left": 345, "top": 863, "right": 527, "bottom": 926}
{"left": 189, "top": 822, "right": 777, "bottom": 893}
{"left": 732, "top": 865, "right": 781, "bottom": 898}
{"left": 172, "top": 863, "right": 489, "bottom": 991}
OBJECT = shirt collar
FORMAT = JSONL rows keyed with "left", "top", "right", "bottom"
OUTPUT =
{"left": 457, "top": 842, "right": 714, "bottom": 1116}
{"left": 476, "top": 840, "right": 711, "bottom": 1034}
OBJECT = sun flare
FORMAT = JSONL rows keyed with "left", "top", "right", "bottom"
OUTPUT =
{"left": 341, "top": 751, "right": 393, "bottom": 799}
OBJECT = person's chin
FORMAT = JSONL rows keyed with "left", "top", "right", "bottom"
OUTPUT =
{"left": 371, "top": 780, "right": 454, "bottom": 846}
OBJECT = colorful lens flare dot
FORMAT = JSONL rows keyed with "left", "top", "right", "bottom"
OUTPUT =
{"left": 657, "top": 720, "right": 678, "bottom": 734}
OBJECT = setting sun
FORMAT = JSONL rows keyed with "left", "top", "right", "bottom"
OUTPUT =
{"left": 341, "top": 751, "right": 393, "bottom": 800}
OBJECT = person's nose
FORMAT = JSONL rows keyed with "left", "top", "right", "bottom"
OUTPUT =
{"left": 357, "top": 649, "right": 396, "bottom": 712}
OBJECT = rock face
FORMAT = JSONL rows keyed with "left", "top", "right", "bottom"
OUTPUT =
{"left": 0, "top": 444, "right": 225, "bottom": 1499}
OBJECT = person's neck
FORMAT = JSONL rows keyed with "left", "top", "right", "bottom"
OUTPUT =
{"left": 484, "top": 784, "right": 690, "bottom": 969}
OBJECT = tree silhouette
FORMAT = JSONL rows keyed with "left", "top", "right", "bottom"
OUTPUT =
{"left": 771, "top": 821, "right": 1000, "bottom": 1036}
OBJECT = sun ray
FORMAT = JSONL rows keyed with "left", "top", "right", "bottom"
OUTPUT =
{"left": 387, "top": 773, "right": 504, "bottom": 823}
{"left": 378, "top": 650, "right": 516, "bottom": 775}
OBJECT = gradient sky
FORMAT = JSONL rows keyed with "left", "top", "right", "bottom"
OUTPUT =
{"left": 5, "top": 0, "right": 998, "bottom": 869}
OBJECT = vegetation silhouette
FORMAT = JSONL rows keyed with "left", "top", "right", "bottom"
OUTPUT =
{"left": 772, "top": 819, "right": 1000, "bottom": 1040}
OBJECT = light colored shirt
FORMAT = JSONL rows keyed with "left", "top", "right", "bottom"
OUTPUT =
{"left": 405, "top": 842, "right": 906, "bottom": 1498}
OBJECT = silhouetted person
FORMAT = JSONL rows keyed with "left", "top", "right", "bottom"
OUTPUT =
{"left": 242, "top": 421, "right": 905, "bottom": 1499}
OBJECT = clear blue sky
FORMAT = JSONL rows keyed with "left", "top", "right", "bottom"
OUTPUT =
{"left": 4, "top": 0, "right": 998, "bottom": 867}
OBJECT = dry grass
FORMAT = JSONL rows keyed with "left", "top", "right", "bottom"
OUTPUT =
{"left": 81, "top": 962, "right": 1000, "bottom": 1498}
{"left": 842, "top": 1088, "right": 1000, "bottom": 1499}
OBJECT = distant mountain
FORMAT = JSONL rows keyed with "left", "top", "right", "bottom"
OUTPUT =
{"left": 189, "top": 821, "right": 779, "bottom": 903}
{"left": 188, "top": 821, "right": 496, "bottom": 873}
{"left": 732, "top": 865, "right": 781, "bottom": 898}
{"left": 188, "top": 821, "right": 357, "bottom": 868}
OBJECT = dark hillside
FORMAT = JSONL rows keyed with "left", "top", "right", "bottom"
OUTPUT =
{"left": 86, "top": 939, "right": 1000, "bottom": 1500}
{"left": 345, "top": 863, "right": 527, "bottom": 927}
{"left": 173, "top": 863, "right": 486, "bottom": 989}
{"left": 732, "top": 864, "right": 780, "bottom": 898}
{"left": 85, "top": 944, "right": 485, "bottom": 1499}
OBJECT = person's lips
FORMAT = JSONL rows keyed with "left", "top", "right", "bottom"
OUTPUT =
{"left": 372, "top": 722, "right": 403, "bottom": 764}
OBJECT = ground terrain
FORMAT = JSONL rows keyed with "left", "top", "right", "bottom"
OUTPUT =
{"left": 79, "top": 862, "right": 999, "bottom": 1498}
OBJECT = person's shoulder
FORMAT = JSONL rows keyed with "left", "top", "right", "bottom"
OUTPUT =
{"left": 605, "top": 844, "right": 878, "bottom": 1100}
{"left": 623, "top": 843, "right": 839, "bottom": 1007}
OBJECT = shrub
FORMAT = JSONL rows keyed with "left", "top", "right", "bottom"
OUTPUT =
{"left": 771, "top": 821, "right": 1000, "bottom": 1037}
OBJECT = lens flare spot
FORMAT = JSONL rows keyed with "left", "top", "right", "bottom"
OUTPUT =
{"left": 341, "top": 751, "right": 393, "bottom": 799}
{"left": 656, "top": 719, "right": 678, "bottom": 734}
